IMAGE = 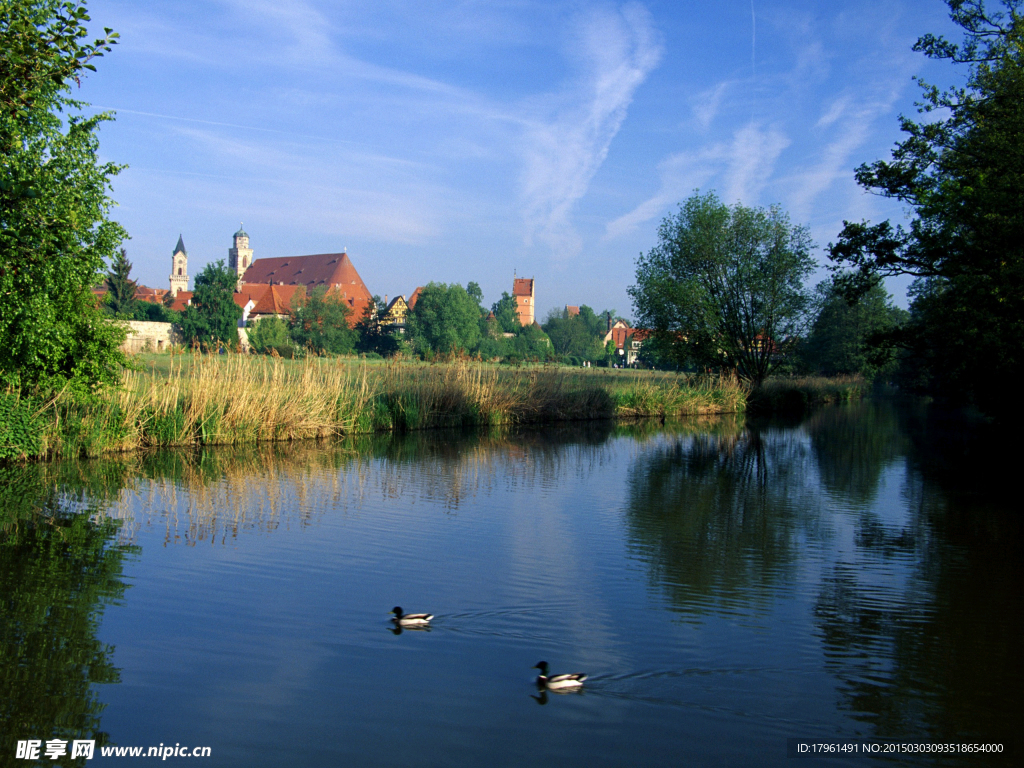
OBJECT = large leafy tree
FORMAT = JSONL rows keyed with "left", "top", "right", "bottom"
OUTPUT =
{"left": 542, "top": 306, "right": 606, "bottom": 361}
{"left": 179, "top": 260, "right": 241, "bottom": 350}
{"left": 802, "top": 278, "right": 908, "bottom": 378}
{"left": 408, "top": 282, "right": 482, "bottom": 355}
{"left": 629, "top": 191, "right": 815, "bottom": 384}
{"left": 829, "top": 1, "right": 1023, "bottom": 412}
{"left": 0, "top": 0, "right": 127, "bottom": 394}
{"left": 289, "top": 285, "right": 355, "bottom": 355}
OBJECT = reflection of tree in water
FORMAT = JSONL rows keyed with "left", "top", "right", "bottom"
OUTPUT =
{"left": 812, "top": 413, "right": 1023, "bottom": 756}
{"left": 1, "top": 468, "right": 133, "bottom": 764}
{"left": 803, "top": 402, "right": 906, "bottom": 505}
{"left": 625, "top": 422, "right": 813, "bottom": 616}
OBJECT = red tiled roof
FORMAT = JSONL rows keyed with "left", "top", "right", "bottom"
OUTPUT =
{"left": 135, "top": 285, "right": 168, "bottom": 304}
{"left": 169, "top": 291, "right": 193, "bottom": 312}
{"left": 513, "top": 278, "right": 534, "bottom": 297}
{"left": 565, "top": 305, "right": 579, "bottom": 316}
{"left": 408, "top": 286, "right": 423, "bottom": 310}
{"left": 240, "top": 252, "right": 371, "bottom": 327}
{"left": 251, "top": 284, "right": 304, "bottom": 316}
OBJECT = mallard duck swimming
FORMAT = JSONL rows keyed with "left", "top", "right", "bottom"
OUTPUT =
{"left": 534, "top": 661, "right": 587, "bottom": 690}
{"left": 391, "top": 607, "right": 433, "bottom": 626}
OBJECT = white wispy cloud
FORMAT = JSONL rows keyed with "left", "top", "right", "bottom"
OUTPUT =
{"left": 604, "top": 121, "right": 788, "bottom": 238}
{"left": 604, "top": 147, "right": 723, "bottom": 239}
{"left": 518, "top": 3, "right": 662, "bottom": 258}
{"left": 692, "top": 81, "right": 731, "bottom": 130}
{"left": 722, "top": 122, "right": 790, "bottom": 205}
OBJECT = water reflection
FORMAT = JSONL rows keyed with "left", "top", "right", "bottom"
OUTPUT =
{"left": 623, "top": 419, "right": 814, "bottom": 616}
{"left": 803, "top": 402, "right": 907, "bottom": 505}
{"left": 0, "top": 405, "right": 1019, "bottom": 767}
{"left": 813, "top": 435, "right": 1023, "bottom": 755}
{"left": 0, "top": 468, "right": 133, "bottom": 763}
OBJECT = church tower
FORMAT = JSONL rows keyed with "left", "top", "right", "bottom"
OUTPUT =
{"left": 169, "top": 235, "right": 189, "bottom": 297}
{"left": 228, "top": 223, "right": 253, "bottom": 289}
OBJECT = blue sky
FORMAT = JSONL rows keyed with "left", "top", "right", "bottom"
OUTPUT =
{"left": 81, "top": 0, "right": 959, "bottom": 317}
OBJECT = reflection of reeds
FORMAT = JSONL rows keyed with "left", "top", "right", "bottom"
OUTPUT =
{"left": 22, "top": 356, "right": 746, "bottom": 460}
{"left": 7, "top": 416, "right": 750, "bottom": 545}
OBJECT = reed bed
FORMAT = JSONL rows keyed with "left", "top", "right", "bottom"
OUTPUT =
{"left": 2, "top": 355, "right": 748, "bottom": 461}
{"left": 748, "top": 375, "right": 867, "bottom": 413}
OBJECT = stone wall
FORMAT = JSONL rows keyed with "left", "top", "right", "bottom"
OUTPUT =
{"left": 119, "top": 321, "right": 250, "bottom": 354}
{"left": 121, "top": 321, "right": 183, "bottom": 353}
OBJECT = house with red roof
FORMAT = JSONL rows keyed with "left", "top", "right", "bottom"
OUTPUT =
{"left": 603, "top": 320, "right": 649, "bottom": 366}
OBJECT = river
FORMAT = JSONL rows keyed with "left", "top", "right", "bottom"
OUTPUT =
{"left": 1, "top": 402, "right": 1019, "bottom": 766}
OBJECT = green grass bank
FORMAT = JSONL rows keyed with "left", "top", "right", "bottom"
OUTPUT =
{"left": 1, "top": 355, "right": 747, "bottom": 461}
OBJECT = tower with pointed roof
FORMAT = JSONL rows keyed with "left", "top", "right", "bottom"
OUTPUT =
{"left": 169, "top": 235, "right": 189, "bottom": 297}
{"left": 228, "top": 223, "right": 253, "bottom": 289}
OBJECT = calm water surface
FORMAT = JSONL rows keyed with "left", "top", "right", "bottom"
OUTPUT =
{"left": 1, "top": 403, "right": 1020, "bottom": 766}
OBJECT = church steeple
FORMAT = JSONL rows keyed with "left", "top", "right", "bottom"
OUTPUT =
{"left": 228, "top": 222, "right": 253, "bottom": 290}
{"left": 169, "top": 234, "right": 189, "bottom": 297}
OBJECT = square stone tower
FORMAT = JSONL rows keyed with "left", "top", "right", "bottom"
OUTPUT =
{"left": 228, "top": 223, "right": 253, "bottom": 288}
{"left": 169, "top": 235, "right": 189, "bottom": 296}
{"left": 513, "top": 275, "right": 535, "bottom": 326}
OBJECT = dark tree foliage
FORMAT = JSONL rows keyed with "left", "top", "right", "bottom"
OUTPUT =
{"left": 542, "top": 306, "right": 607, "bottom": 361}
{"left": 179, "top": 260, "right": 242, "bottom": 350}
{"left": 630, "top": 191, "right": 814, "bottom": 385}
{"left": 802, "top": 278, "right": 908, "bottom": 378}
{"left": 490, "top": 291, "right": 520, "bottom": 334}
{"left": 289, "top": 285, "right": 355, "bottom": 355}
{"left": 131, "top": 301, "right": 178, "bottom": 324}
{"left": 0, "top": 0, "right": 128, "bottom": 395}
{"left": 407, "top": 282, "right": 482, "bottom": 355}
{"left": 104, "top": 248, "right": 136, "bottom": 317}
{"left": 829, "top": 1, "right": 1023, "bottom": 412}
{"left": 354, "top": 295, "right": 400, "bottom": 356}
{"left": 0, "top": 482, "right": 131, "bottom": 759}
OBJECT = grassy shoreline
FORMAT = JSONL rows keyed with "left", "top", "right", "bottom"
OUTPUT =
{"left": 1, "top": 355, "right": 747, "bottom": 461}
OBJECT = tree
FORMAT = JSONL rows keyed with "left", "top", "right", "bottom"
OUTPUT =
{"left": 828, "top": 1, "right": 1023, "bottom": 412}
{"left": 179, "top": 260, "right": 241, "bottom": 349}
{"left": 0, "top": 1, "right": 127, "bottom": 395}
{"left": 630, "top": 191, "right": 814, "bottom": 384}
{"left": 354, "top": 295, "right": 400, "bottom": 356}
{"left": 407, "top": 282, "right": 482, "bottom": 355}
{"left": 247, "top": 316, "right": 292, "bottom": 355}
{"left": 132, "top": 301, "right": 178, "bottom": 324}
{"left": 104, "top": 248, "right": 136, "bottom": 317}
{"left": 542, "top": 308, "right": 604, "bottom": 361}
{"left": 802, "top": 278, "right": 908, "bottom": 378}
{"left": 289, "top": 285, "right": 355, "bottom": 355}
{"left": 466, "top": 281, "right": 484, "bottom": 310}
{"left": 490, "top": 292, "right": 520, "bottom": 334}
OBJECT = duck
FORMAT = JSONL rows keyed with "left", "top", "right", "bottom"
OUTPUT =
{"left": 533, "top": 661, "right": 587, "bottom": 690}
{"left": 390, "top": 606, "right": 433, "bottom": 626}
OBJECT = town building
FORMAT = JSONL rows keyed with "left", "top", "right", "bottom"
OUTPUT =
{"left": 379, "top": 295, "right": 410, "bottom": 334}
{"left": 603, "top": 319, "right": 648, "bottom": 366}
{"left": 513, "top": 275, "right": 535, "bottom": 326}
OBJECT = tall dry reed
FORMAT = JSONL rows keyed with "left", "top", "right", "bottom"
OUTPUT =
{"left": 19, "top": 355, "right": 748, "bottom": 460}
